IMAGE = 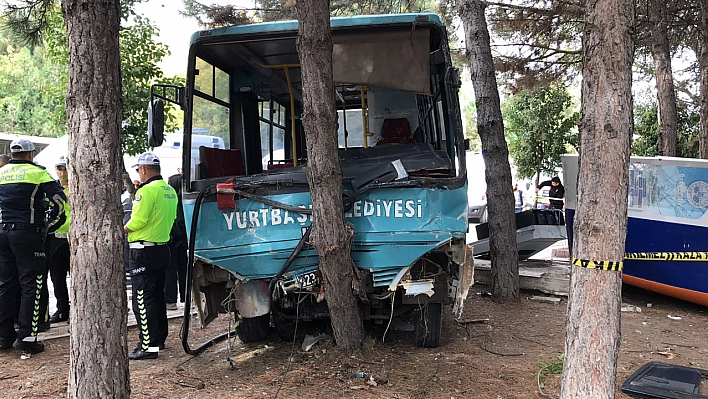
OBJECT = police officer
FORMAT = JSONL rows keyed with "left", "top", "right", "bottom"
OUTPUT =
{"left": 47, "top": 156, "right": 71, "bottom": 323}
{"left": 0, "top": 139, "right": 66, "bottom": 354}
{"left": 124, "top": 152, "right": 177, "bottom": 360}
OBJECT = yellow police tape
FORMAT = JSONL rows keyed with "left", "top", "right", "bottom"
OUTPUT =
{"left": 624, "top": 252, "right": 708, "bottom": 261}
{"left": 571, "top": 258, "right": 623, "bottom": 271}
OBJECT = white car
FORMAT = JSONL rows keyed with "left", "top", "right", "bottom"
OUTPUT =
{"left": 466, "top": 152, "right": 487, "bottom": 223}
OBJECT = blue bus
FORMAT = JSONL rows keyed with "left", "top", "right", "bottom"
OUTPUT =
{"left": 149, "top": 13, "right": 472, "bottom": 349}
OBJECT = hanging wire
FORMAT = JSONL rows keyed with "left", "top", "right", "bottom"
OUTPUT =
{"left": 273, "top": 232, "right": 311, "bottom": 399}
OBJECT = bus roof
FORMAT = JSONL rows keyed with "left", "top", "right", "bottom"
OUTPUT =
{"left": 189, "top": 13, "right": 444, "bottom": 45}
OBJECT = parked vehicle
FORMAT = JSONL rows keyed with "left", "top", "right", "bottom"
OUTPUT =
{"left": 149, "top": 14, "right": 473, "bottom": 350}
{"left": 563, "top": 154, "right": 708, "bottom": 307}
{"left": 466, "top": 152, "right": 487, "bottom": 223}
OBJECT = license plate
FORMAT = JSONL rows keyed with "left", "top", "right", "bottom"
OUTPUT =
{"left": 297, "top": 271, "right": 318, "bottom": 288}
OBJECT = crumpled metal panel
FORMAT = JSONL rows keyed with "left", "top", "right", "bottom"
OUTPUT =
{"left": 234, "top": 279, "right": 271, "bottom": 318}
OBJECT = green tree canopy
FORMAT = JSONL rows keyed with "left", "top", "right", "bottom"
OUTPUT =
{"left": 463, "top": 99, "right": 481, "bottom": 151}
{"left": 1, "top": 2, "right": 183, "bottom": 154}
{"left": 0, "top": 21, "right": 60, "bottom": 136}
{"left": 632, "top": 100, "right": 699, "bottom": 157}
{"left": 502, "top": 84, "right": 579, "bottom": 180}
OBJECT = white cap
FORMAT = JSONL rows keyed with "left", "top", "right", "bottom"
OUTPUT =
{"left": 10, "top": 138, "right": 36, "bottom": 153}
{"left": 56, "top": 155, "right": 68, "bottom": 167}
{"left": 132, "top": 151, "right": 160, "bottom": 168}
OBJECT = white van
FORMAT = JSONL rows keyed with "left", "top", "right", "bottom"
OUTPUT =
{"left": 35, "top": 133, "right": 225, "bottom": 181}
{"left": 466, "top": 152, "right": 487, "bottom": 223}
{"left": 128, "top": 133, "right": 225, "bottom": 181}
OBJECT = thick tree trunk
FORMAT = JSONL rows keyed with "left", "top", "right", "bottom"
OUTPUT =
{"left": 62, "top": 1, "right": 130, "bottom": 397}
{"left": 559, "top": 0, "right": 633, "bottom": 396}
{"left": 458, "top": 0, "right": 519, "bottom": 303}
{"left": 699, "top": 0, "right": 708, "bottom": 159}
{"left": 649, "top": 0, "right": 678, "bottom": 157}
{"left": 295, "top": 0, "right": 364, "bottom": 350}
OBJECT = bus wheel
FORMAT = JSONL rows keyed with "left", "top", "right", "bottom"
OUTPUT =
{"left": 272, "top": 304, "right": 297, "bottom": 342}
{"left": 414, "top": 302, "right": 443, "bottom": 348}
{"left": 237, "top": 314, "right": 270, "bottom": 343}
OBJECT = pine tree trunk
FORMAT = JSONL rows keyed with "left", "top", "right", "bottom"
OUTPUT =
{"left": 62, "top": 1, "right": 131, "bottom": 397}
{"left": 699, "top": 0, "right": 708, "bottom": 159}
{"left": 295, "top": 0, "right": 364, "bottom": 350}
{"left": 649, "top": 0, "right": 678, "bottom": 157}
{"left": 560, "top": 0, "right": 633, "bottom": 396}
{"left": 458, "top": 0, "right": 519, "bottom": 303}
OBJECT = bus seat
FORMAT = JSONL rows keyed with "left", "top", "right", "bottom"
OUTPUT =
{"left": 199, "top": 146, "right": 246, "bottom": 178}
{"left": 267, "top": 162, "right": 295, "bottom": 170}
{"left": 376, "top": 118, "right": 415, "bottom": 145}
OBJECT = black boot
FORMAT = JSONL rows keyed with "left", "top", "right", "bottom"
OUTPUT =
{"left": 13, "top": 340, "right": 45, "bottom": 354}
{"left": 0, "top": 338, "right": 14, "bottom": 349}
{"left": 49, "top": 310, "right": 69, "bottom": 323}
{"left": 128, "top": 348, "right": 159, "bottom": 360}
{"left": 37, "top": 321, "right": 50, "bottom": 333}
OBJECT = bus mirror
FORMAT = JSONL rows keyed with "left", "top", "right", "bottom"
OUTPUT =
{"left": 464, "top": 138, "right": 470, "bottom": 151}
{"left": 148, "top": 99, "right": 165, "bottom": 147}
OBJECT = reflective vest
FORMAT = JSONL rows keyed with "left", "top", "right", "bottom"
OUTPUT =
{"left": 0, "top": 160, "right": 67, "bottom": 229}
{"left": 54, "top": 187, "right": 70, "bottom": 235}
{"left": 126, "top": 175, "right": 177, "bottom": 243}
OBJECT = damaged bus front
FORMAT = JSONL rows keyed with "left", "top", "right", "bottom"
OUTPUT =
{"left": 150, "top": 14, "right": 473, "bottom": 350}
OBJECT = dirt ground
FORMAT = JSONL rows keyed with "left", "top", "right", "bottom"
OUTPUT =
{"left": 1, "top": 283, "right": 706, "bottom": 399}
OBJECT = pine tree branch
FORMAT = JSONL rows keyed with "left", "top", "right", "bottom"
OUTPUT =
{"left": 1, "top": 0, "right": 55, "bottom": 46}
{"left": 493, "top": 43, "right": 580, "bottom": 55}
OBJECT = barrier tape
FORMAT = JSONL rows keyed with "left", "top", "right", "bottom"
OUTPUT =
{"left": 625, "top": 252, "right": 708, "bottom": 261}
{"left": 533, "top": 196, "right": 565, "bottom": 201}
{"left": 571, "top": 258, "right": 623, "bottom": 271}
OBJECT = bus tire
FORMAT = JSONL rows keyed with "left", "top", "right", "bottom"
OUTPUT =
{"left": 237, "top": 314, "right": 270, "bottom": 343}
{"left": 414, "top": 302, "right": 443, "bottom": 348}
{"left": 272, "top": 305, "right": 297, "bottom": 342}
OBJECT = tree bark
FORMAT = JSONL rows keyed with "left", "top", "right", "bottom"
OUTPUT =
{"left": 649, "top": 0, "right": 678, "bottom": 157}
{"left": 560, "top": 0, "right": 633, "bottom": 396}
{"left": 295, "top": 0, "right": 364, "bottom": 350}
{"left": 458, "top": 0, "right": 519, "bottom": 303}
{"left": 699, "top": 0, "right": 708, "bottom": 159}
{"left": 61, "top": 1, "right": 130, "bottom": 397}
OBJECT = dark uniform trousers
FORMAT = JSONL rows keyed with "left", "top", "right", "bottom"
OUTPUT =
{"left": 165, "top": 239, "right": 188, "bottom": 304}
{"left": 0, "top": 225, "right": 46, "bottom": 342}
{"left": 46, "top": 235, "right": 70, "bottom": 314}
{"left": 128, "top": 244, "right": 170, "bottom": 349}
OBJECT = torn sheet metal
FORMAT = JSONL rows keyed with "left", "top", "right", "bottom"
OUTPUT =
{"left": 452, "top": 244, "right": 475, "bottom": 318}
{"left": 399, "top": 280, "right": 435, "bottom": 297}
{"left": 302, "top": 333, "right": 331, "bottom": 352}
{"left": 234, "top": 279, "right": 271, "bottom": 318}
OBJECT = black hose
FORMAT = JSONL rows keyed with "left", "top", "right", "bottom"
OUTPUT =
{"left": 268, "top": 226, "right": 312, "bottom": 302}
{"left": 181, "top": 185, "right": 231, "bottom": 356}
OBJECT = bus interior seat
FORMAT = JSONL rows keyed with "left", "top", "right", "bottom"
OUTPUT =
{"left": 376, "top": 118, "right": 416, "bottom": 145}
{"left": 267, "top": 162, "right": 295, "bottom": 170}
{"left": 198, "top": 146, "right": 246, "bottom": 178}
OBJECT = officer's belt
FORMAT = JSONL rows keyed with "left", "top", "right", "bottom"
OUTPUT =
{"left": 50, "top": 232, "right": 68, "bottom": 239}
{"left": 1, "top": 223, "right": 42, "bottom": 233}
{"left": 129, "top": 241, "right": 167, "bottom": 249}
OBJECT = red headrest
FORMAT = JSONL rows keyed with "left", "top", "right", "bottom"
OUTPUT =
{"left": 381, "top": 118, "right": 412, "bottom": 139}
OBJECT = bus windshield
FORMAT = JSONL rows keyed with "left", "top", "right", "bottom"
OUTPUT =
{"left": 180, "top": 14, "right": 465, "bottom": 193}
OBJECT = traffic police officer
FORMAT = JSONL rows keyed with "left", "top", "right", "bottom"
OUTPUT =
{"left": 47, "top": 156, "right": 71, "bottom": 323}
{"left": 0, "top": 139, "right": 66, "bottom": 354}
{"left": 124, "top": 152, "right": 177, "bottom": 360}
